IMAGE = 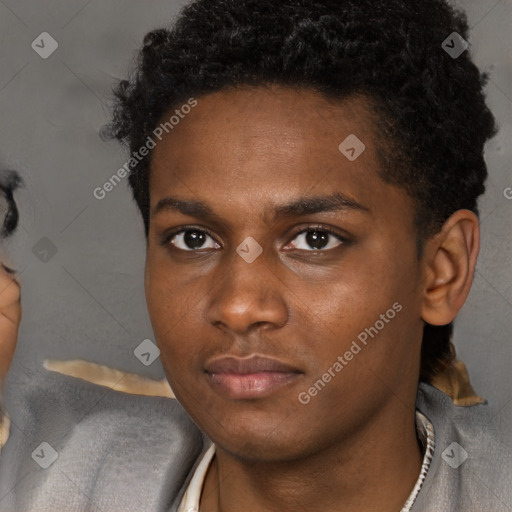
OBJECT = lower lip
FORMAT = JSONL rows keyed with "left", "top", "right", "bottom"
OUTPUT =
{"left": 207, "top": 371, "right": 300, "bottom": 399}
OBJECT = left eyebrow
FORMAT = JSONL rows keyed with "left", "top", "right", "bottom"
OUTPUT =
{"left": 269, "top": 193, "right": 369, "bottom": 221}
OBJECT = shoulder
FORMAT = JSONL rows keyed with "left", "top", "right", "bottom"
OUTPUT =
{"left": 0, "top": 368, "right": 205, "bottom": 511}
{"left": 412, "top": 382, "right": 512, "bottom": 512}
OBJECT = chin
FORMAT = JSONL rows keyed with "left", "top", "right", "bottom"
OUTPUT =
{"left": 206, "top": 414, "right": 315, "bottom": 463}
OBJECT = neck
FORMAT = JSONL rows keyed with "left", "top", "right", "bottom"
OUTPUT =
{"left": 200, "top": 403, "right": 424, "bottom": 512}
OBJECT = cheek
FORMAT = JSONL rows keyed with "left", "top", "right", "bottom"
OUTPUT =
{"left": 145, "top": 259, "right": 185, "bottom": 347}
{"left": 294, "top": 256, "right": 418, "bottom": 367}
{"left": 146, "top": 250, "right": 192, "bottom": 322}
{"left": 144, "top": 257, "right": 208, "bottom": 374}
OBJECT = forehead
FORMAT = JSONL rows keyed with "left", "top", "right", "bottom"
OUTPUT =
{"left": 148, "top": 85, "right": 411, "bottom": 227}
{"left": 152, "top": 85, "right": 378, "bottom": 153}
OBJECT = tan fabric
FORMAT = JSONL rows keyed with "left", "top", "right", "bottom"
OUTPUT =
{"left": 42, "top": 359, "right": 175, "bottom": 399}
{"left": 429, "top": 358, "right": 485, "bottom": 406}
{"left": 0, "top": 414, "right": 9, "bottom": 448}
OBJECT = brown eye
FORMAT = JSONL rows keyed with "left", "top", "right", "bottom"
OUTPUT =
{"left": 168, "top": 228, "right": 220, "bottom": 251}
{"left": 287, "top": 228, "right": 344, "bottom": 251}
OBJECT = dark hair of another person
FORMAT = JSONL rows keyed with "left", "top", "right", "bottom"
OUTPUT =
{"left": 0, "top": 170, "right": 22, "bottom": 274}
{"left": 108, "top": 0, "right": 498, "bottom": 383}
{"left": 0, "top": 170, "right": 22, "bottom": 239}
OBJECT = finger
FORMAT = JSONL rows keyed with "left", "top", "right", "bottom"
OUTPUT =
{"left": 0, "top": 268, "right": 21, "bottom": 314}
{"left": 0, "top": 311, "right": 19, "bottom": 386}
{"left": 0, "top": 268, "right": 21, "bottom": 385}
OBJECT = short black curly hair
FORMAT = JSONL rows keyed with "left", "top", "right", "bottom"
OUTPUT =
{"left": 108, "top": 0, "right": 497, "bottom": 383}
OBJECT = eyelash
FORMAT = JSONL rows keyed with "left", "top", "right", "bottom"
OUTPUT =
{"left": 159, "top": 224, "right": 349, "bottom": 252}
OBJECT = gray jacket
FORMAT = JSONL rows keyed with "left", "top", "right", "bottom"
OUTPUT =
{"left": 0, "top": 369, "right": 510, "bottom": 511}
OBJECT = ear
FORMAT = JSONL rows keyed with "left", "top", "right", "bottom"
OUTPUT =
{"left": 421, "top": 210, "right": 480, "bottom": 326}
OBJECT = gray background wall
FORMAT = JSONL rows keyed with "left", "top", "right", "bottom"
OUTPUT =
{"left": 0, "top": 1, "right": 511, "bottom": 414}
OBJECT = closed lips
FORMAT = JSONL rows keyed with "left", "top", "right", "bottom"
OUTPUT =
{"left": 204, "top": 355, "right": 301, "bottom": 375}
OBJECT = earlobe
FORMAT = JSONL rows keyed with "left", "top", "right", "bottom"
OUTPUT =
{"left": 421, "top": 210, "right": 480, "bottom": 326}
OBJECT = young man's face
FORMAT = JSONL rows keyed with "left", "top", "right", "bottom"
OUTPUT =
{"left": 145, "top": 86, "right": 426, "bottom": 461}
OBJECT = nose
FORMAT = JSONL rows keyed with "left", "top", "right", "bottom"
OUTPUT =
{"left": 207, "top": 246, "right": 288, "bottom": 335}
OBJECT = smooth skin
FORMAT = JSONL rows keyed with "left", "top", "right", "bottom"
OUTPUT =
{"left": 145, "top": 85, "right": 479, "bottom": 512}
